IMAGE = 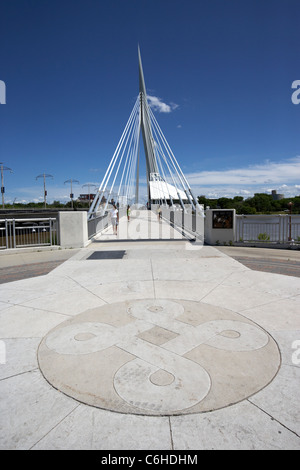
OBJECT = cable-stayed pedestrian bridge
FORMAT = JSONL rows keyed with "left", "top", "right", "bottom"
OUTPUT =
{"left": 88, "top": 47, "right": 204, "bottom": 241}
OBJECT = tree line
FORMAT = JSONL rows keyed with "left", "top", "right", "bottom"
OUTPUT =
{"left": 1, "top": 200, "right": 91, "bottom": 210}
{"left": 197, "top": 193, "right": 300, "bottom": 214}
{"left": 2, "top": 193, "right": 300, "bottom": 214}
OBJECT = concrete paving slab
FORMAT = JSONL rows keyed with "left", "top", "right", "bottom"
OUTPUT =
{"left": 20, "top": 288, "right": 107, "bottom": 316}
{"left": 270, "top": 330, "right": 300, "bottom": 368}
{"left": 151, "top": 257, "right": 248, "bottom": 283}
{"left": 154, "top": 280, "right": 218, "bottom": 302}
{"left": 241, "top": 298, "right": 300, "bottom": 331}
{"left": 0, "top": 210, "right": 299, "bottom": 450}
{"left": 0, "top": 304, "right": 68, "bottom": 338}
{"left": 87, "top": 280, "right": 155, "bottom": 304}
{"left": 0, "top": 369, "right": 78, "bottom": 450}
{"left": 0, "top": 337, "right": 40, "bottom": 380}
{"left": 31, "top": 405, "right": 172, "bottom": 450}
{"left": 52, "top": 259, "right": 154, "bottom": 288}
{"left": 201, "top": 284, "right": 284, "bottom": 312}
{"left": 221, "top": 269, "right": 300, "bottom": 297}
{"left": 170, "top": 400, "right": 300, "bottom": 450}
{"left": 0, "top": 301, "right": 13, "bottom": 313}
{"left": 249, "top": 364, "right": 300, "bottom": 436}
{"left": 0, "top": 274, "right": 79, "bottom": 302}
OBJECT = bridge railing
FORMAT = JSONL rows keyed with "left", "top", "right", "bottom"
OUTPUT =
{"left": 0, "top": 218, "right": 57, "bottom": 250}
{"left": 88, "top": 213, "right": 109, "bottom": 239}
{"left": 235, "top": 214, "right": 300, "bottom": 244}
{"left": 155, "top": 204, "right": 204, "bottom": 243}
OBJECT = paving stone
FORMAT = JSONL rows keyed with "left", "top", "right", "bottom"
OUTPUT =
{"left": 0, "top": 210, "right": 299, "bottom": 450}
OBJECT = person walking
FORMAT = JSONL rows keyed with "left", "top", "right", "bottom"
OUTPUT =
{"left": 127, "top": 205, "right": 131, "bottom": 222}
{"left": 157, "top": 205, "right": 162, "bottom": 222}
{"left": 110, "top": 204, "right": 119, "bottom": 235}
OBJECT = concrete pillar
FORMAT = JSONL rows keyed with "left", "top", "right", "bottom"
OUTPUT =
{"left": 58, "top": 211, "right": 89, "bottom": 248}
{"left": 204, "top": 209, "right": 236, "bottom": 245}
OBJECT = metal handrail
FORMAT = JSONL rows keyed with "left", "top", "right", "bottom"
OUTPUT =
{"left": 0, "top": 217, "right": 57, "bottom": 249}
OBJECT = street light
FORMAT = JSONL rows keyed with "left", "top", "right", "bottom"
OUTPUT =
{"left": 82, "top": 183, "right": 98, "bottom": 207}
{"left": 288, "top": 201, "right": 293, "bottom": 241}
{"left": 36, "top": 173, "right": 53, "bottom": 208}
{"left": 0, "top": 163, "right": 13, "bottom": 209}
{"left": 64, "top": 179, "right": 79, "bottom": 209}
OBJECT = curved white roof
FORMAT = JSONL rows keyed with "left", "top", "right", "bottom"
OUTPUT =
{"left": 149, "top": 181, "right": 188, "bottom": 200}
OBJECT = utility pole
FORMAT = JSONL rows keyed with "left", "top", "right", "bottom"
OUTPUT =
{"left": 64, "top": 179, "right": 79, "bottom": 209}
{"left": 288, "top": 201, "right": 293, "bottom": 241}
{"left": 36, "top": 173, "right": 53, "bottom": 208}
{"left": 0, "top": 163, "right": 13, "bottom": 209}
{"left": 82, "top": 183, "right": 97, "bottom": 207}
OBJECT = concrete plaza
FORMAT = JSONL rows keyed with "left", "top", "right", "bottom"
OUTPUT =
{"left": 0, "top": 210, "right": 299, "bottom": 450}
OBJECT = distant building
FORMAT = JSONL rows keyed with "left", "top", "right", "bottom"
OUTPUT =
{"left": 271, "top": 190, "right": 284, "bottom": 200}
{"left": 78, "top": 193, "right": 96, "bottom": 202}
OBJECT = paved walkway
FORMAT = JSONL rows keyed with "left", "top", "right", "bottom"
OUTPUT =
{"left": 216, "top": 246, "right": 300, "bottom": 278}
{"left": 0, "top": 211, "right": 299, "bottom": 450}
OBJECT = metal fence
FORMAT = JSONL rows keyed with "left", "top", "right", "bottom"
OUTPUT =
{"left": 0, "top": 218, "right": 57, "bottom": 249}
{"left": 87, "top": 213, "right": 109, "bottom": 239}
{"left": 235, "top": 215, "right": 300, "bottom": 244}
{"left": 159, "top": 204, "right": 205, "bottom": 241}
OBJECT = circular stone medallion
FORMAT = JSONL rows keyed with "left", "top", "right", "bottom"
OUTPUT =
{"left": 38, "top": 299, "right": 280, "bottom": 416}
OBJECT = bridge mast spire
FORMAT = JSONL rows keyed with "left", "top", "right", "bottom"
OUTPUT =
{"left": 138, "top": 46, "right": 159, "bottom": 205}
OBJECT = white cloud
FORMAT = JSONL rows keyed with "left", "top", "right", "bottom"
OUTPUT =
{"left": 147, "top": 95, "right": 178, "bottom": 113}
{"left": 186, "top": 156, "right": 300, "bottom": 186}
{"left": 193, "top": 185, "right": 299, "bottom": 199}
{"left": 185, "top": 157, "right": 300, "bottom": 198}
{"left": 5, "top": 157, "right": 300, "bottom": 204}
{"left": 170, "top": 102, "right": 179, "bottom": 110}
{"left": 6, "top": 185, "right": 80, "bottom": 204}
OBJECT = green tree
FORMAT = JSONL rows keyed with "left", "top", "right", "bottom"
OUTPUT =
{"left": 217, "top": 197, "right": 232, "bottom": 209}
{"left": 247, "top": 193, "right": 273, "bottom": 213}
{"left": 241, "top": 204, "right": 256, "bottom": 214}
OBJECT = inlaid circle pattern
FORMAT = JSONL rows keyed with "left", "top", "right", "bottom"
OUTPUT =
{"left": 38, "top": 299, "right": 280, "bottom": 416}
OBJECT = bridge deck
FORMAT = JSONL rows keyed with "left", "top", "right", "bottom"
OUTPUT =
{"left": 94, "top": 208, "right": 195, "bottom": 242}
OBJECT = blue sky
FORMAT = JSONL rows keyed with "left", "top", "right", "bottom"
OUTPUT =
{"left": 0, "top": 0, "right": 299, "bottom": 204}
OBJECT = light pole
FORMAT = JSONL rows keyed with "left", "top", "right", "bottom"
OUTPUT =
{"left": 0, "top": 163, "right": 13, "bottom": 209}
{"left": 36, "top": 173, "right": 53, "bottom": 208}
{"left": 82, "top": 183, "right": 97, "bottom": 207}
{"left": 64, "top": 179, "right": 79, "bottom": 209}
{"left": 288, "top": 201, "right": 293, "bottom": 241}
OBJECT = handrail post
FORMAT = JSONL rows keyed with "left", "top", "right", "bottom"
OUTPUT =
{"left": 13, "top": 219, "right": 16, "bottom": 248}
{"left": 49, "top": 218, "right": 52, "bottom": 246}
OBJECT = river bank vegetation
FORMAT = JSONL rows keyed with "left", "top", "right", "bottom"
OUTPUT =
{"left": 197, "top": 194, "right": 300, "bottom": 214}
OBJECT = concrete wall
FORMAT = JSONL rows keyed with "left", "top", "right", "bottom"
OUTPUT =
{"left": 58, "top": 211, "right": 89, "bottom": 248}
{"left": 204, "top": 209, "right": 236, "bottom": 245}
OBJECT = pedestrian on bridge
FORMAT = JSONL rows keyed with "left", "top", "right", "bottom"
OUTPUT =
{"left": 111, "top": 204, "right": 119, "bottom": 235}
{"left": 157, "top": 205, "right": 162, "bottom": 222}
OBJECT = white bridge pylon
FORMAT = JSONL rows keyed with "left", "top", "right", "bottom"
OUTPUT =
{"left": 88, "top": 47, "right": 204, "bottom": 220}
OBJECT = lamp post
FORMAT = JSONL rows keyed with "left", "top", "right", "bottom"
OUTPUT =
{"left": 82, "top": 183, "right": 97, "bottom": 207}
{"left": 0, "top": 163, "right": 13, "bottom": 209}
{"left": 36, "top": 173, "right": 53, "bottom": 208}
{"left": 64, "top": 179, "right": 79, "bottom": 209}
{"left": 288, "top": 201, "right": 293, "bottom": 241}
